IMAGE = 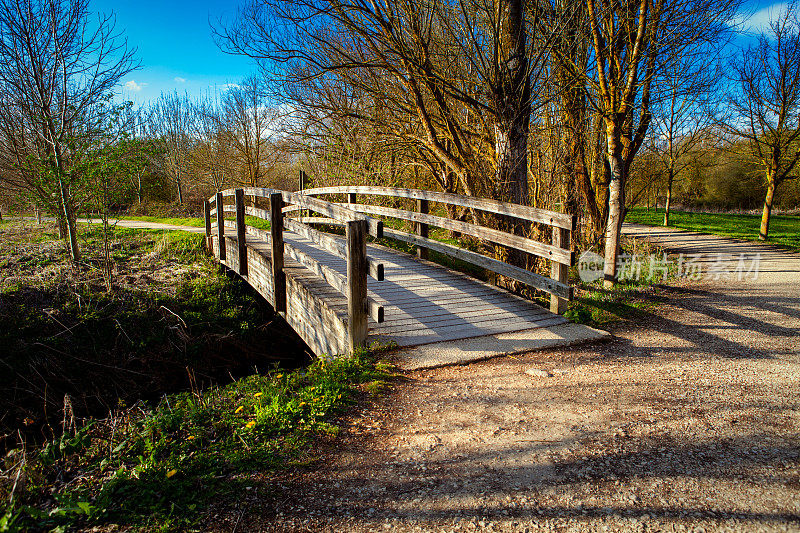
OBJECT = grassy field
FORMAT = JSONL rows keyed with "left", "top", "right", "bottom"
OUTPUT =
{"left": 626, "top": 207, "right": 800, "bottom": 253}
{"left": 0, "top": 220, "right": 393, "bottom": 531}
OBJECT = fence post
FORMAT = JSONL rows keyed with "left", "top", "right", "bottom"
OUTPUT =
{"left": 203, "top": 199, "right": 212, "bottom": 251}
{"left": 549, "top": 224, "right": 571, "bottom": 314}
{"left": 346, "top": 219, "right": 368, "bottom": 352}
{"left": 416, "top": 198, "right": 429, "bottom": 260}
{"left": 216, "top": 192, "right": 226, "bottom": 261}
{"left": 270, "top": 192, "right": 286, "bottom": 313}
{"left": 235, "top": 188, "right": 248, "bottom": 276}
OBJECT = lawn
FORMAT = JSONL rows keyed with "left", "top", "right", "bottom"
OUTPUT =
{"left": 625, "top": 207, "right": 800, "bottom": 253}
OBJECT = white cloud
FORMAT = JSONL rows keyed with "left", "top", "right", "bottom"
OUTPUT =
{"left": 174, "top": 77, "right": 186, "bottom": 83}
{"left": 124, "top": 80, "right": 147, "bottom": 92}
{"left": 219, "top": 83, "right": 240, "bottom": 91}
{"left": 732, "top": 2, "right": 789, "bottom": 34}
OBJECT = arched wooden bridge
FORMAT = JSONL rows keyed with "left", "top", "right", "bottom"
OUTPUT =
{"left": 204, "top": 185, "right": 577, "bottom": 357}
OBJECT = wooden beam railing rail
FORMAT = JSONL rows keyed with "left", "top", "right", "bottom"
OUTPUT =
{"left": 295, "top": 185, "right": 575, "bottom": 313}
{"left": 204, "top": 187, "right": 386, "bottom": 353}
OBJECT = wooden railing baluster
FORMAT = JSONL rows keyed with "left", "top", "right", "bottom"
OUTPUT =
{"left": 203, "top": 199, "right": 211, "bottom": 251}
{"left": 550, "top": 224, "right": 571, "bottom": 314}
{"left": 216, "top": 191, "right": 225, "bottom": 261}
{"left": 235, "top": 188, "right": 248, "bottom": 276}
{"left": 346, "top": 219, "right": 368, "bottom": 351}
{"left": 270, "top": 192, "right": 286, "bottom": 313}
{"left": 416, "top": 198, "right": 429, "bottom": 260}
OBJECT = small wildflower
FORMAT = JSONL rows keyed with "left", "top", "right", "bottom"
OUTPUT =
{"left": 166, "top": 469, "right": 177, "bottom": 479}
{"left": 298, "top": 402, "right": 306, "bottom": 408}
{"left": 254, "top": 392, "right": 263, "bottom": 397}
{"left": 245, "top": 420, "right": 256, "bottom": 429}
{"left": 187, "top": 435, "right": 195, "bottom": 440}
{"left": 235, "top": 406, "right": 244, "bottom": 414}
{"left": 275, "top": 374, "right": 283, "bottom": 379}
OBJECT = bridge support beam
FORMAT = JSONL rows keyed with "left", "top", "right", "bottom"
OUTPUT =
{"left": 216, "top": 192, "right": 225, "bottom": 261}
{"left": 270, "top": 192, "right": 286, "bottom": 313}
{"left": 346, "top": 219, "right": 368, "bottom": 352}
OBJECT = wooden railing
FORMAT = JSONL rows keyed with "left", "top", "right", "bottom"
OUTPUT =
{"left": 204, "top": 184, "right": 575, "bottom": 355}
{"left": 296, "top": 185, "right": 576, "bottom": 313}
{"left": 205, "top": 187, "right": 385, "bottom": 352}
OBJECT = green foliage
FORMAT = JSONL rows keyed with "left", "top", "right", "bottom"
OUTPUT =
{"left": 4, "top": 352, "right": 392, "bottom": 531}
{"left": 626, "top": 207, "right": 800, "bottom": 252}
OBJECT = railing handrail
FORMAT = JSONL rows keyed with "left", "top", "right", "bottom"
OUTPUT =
{"left": 300, "top": 185, "right": 575, "bottom": 231}
{"left": 208, "top": 187, "right": 383, "bottom": 238}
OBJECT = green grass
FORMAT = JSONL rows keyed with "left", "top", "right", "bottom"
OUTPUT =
{"left": 1, "top": 351, "right": 393, "bottom": 531}
{"left": 119, "top": 215, "right": 272, "bottom": 231}
{"left": 626, "top": 207, "right": 800, "bottom": 253}
{"left": 117, "top": 215, "right": 205, "bottom": 227}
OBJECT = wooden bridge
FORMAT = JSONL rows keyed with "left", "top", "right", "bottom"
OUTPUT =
{"left": 204, "top": 185, "right": 577, "bottom": 358}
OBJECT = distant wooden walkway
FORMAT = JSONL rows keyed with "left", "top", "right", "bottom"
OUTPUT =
{"left": 206, "top": 185, "right": 577, "bottom": 358}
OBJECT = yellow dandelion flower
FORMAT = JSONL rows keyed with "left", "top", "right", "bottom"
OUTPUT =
{"left": 187, "top": 435, "right": 195, "bottom": 440}
{"left": 166, "top": 469, "right": 177, "bottom": 479}
{"left": 254, "top": 392, "right": 263, "bottom": 398}
{"left": 245, "top": 420, "right": 256, "bottom": 429}
{"left": 275, "top": 374, "right": 283, "bottom": 379}
{"left": 235, "top": 406, "right": 244, "bottom": 414}
{"left": 298, "top": 402, "right": 306, "bottom": 408}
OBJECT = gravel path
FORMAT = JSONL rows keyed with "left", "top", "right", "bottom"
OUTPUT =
{"left": 203, "top": 224, "right": 800, "bottom": 532}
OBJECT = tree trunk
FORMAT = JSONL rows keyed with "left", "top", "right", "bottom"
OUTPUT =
{"left": 58, "top": 176, "right": 80, "bottom": 262}
{"left": 493, "top": 0, "right": 531, "bottom": 272}
{"left": 175, "top": 173, "right": 184, "bottom": 204}
{"left": 664, "top": 172, "right": 673, "bottom": 226}
{"left": 759, "top": 178, "right": 776, "bottom": 240}
{"left": 603, "top": 133, "right": 623, "bottom": 288}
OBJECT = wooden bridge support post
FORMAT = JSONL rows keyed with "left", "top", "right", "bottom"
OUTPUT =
{"left": 235, "top": 188, "right": 248, "bottom": 276}
{"left": 550, "top": 226, "right": 571, "bottom": 314}
{"left": 216, "top": 192, "right": 226, "bottom": 261}
{"left": 270, "top": 192, "right": 286, "bottom": 313}
{"left": 203, "top": 200, "right": 212, "bottom": 251}
{"left": 346, "top": 219, "right": 368, "bottom": 352}
{"left": 416, "top": 198, "right": 429, "bottom": 260}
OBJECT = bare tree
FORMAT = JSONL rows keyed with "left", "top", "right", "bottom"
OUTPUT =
{"left": 725, "top": 1, "right": 800, "bottom": 240}
{"left": 574, "top": 0, "right": 738, "bottom": 286}
{"left": 148, "top": 92, "right": 195, "bottom": 204}
{"left": 0, "top": 0, "right": 137, "bottom": 261}
{"left": 221, "top": 77, "right": 284, "bottom": 193}
{"left": 647, "top": 50, "right": 723, "bottom": 226}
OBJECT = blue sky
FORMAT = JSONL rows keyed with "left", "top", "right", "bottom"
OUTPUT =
{"left": 100, "top": 0, "right": 783, "bottom": 104}
{"left": 95, "top": 0, "right": 256, "bottom": 103}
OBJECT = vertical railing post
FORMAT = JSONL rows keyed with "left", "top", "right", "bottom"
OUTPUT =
{"left": 216, "top": 192, "right": 226, "bottom": 261}
{"left": 270, "top": 192, "right": 286, "bottom": 313}
{"left": 549, "top": 220, "right": 572, "bottom": 314}
{"left": 203, "top": 199, "right": 212, "bottom": 251}
{"left": 346, "top": 219, "right": 368, "bottom": 352}
{"left": 235, "top": 188, "right": 248, "bottom": 276}
{"left": 416, "top": 198, "right": 429, "bottom": 260}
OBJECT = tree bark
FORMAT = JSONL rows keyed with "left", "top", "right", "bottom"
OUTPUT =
{"left": 603, "top": 132, "right": 623, "bottom": 288}
{"left": 759, "top": 177, "right": 775, "bottom": 240}
{"left": 664, "top": 170, "right": 673, "bottom": 226}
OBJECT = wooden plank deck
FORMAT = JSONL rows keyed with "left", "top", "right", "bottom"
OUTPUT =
{"left": 275, "top": 231, "right": 569, "bottom": 349}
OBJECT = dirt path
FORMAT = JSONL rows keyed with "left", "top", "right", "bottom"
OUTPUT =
{"left": 198, "top": 225, "right": 798, "bottom": 533}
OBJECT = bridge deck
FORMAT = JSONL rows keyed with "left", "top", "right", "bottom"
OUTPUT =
{"left": 268, "top": 232, "right": 568, "bottom": 348}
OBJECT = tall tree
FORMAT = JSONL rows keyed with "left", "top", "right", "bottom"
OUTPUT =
{"left": 0, "top": 0, "right": 136, "bottom": 261}
{"left": 725, "top": 1, "right": 800, "bottom": 240}
{"left": 577, "top": 0, "right": 737, "bottom": 286}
